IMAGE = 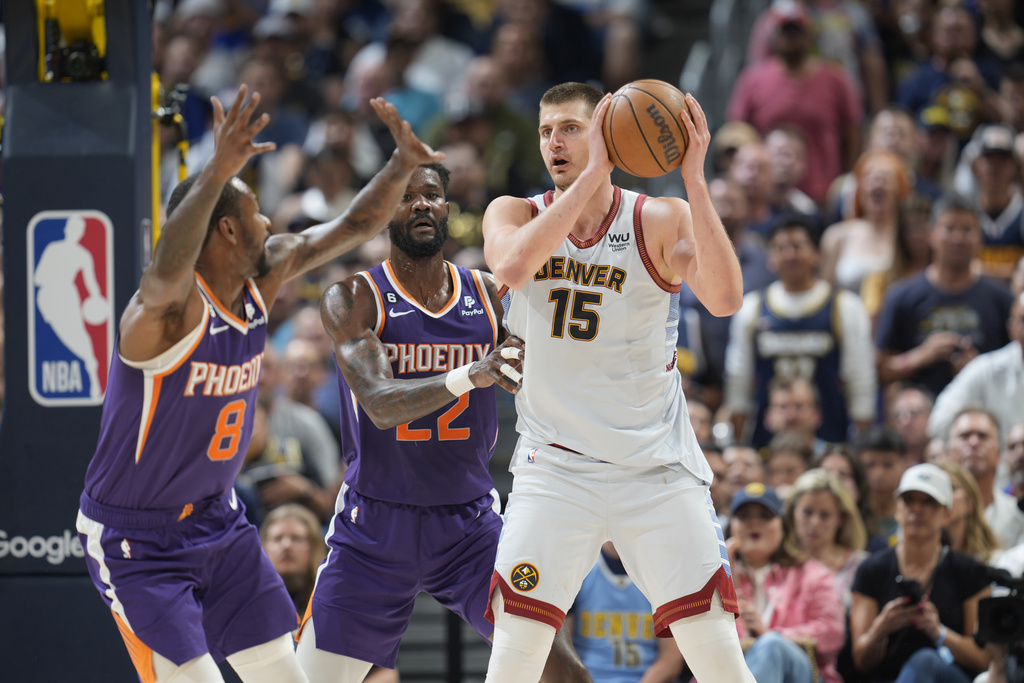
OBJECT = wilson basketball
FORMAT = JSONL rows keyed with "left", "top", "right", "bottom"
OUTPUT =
{"left": 602, "top": 80, "right": 690, "bottom": 178}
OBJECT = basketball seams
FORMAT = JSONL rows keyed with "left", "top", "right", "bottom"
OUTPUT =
{"left": 627, "top": 84, "right": 689, "bottom": 149}
{"left": 624, "top": 94, "right": 669, "bottom": 173}
{"left": 604, "top": 80, "right": 688, "bottom": 178}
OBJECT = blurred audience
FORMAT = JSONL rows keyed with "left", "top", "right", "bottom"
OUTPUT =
{"left": 785, "top": 468, "right": 868, "bottom": 610}
{"left": 728, "top": 483, "right": 845, "bottom": 683}
{"left": 850, "top": 464, "right": 991, "bottom": 682}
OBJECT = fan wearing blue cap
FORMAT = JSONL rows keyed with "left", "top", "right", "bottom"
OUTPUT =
{"left": 849, "top": 464, "right": 992, "bottom": 681}
{"left": 728, "top": 483, "right": 845, "bottom": 683}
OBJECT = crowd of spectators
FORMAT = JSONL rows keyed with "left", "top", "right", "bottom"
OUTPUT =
{"left": 2, "top": 0, "right": 1024, "bottom": 680}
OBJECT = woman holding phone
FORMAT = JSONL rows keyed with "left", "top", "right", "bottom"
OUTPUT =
{"left": 849, "top": 464, "right": 992, "bottom": 682}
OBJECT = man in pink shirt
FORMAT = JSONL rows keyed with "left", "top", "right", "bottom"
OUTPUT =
{"left": 727, "top": 1, "right": 862, "bottom": 204}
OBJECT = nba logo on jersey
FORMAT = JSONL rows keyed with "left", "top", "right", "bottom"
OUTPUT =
{"left": 27, "top": 210, "right": 114, "bottom": 406}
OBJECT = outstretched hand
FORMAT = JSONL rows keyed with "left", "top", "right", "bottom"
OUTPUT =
{"left": 209, "top": 84, "right": 277, "bottom": 180}
{"left": 371, "top": 97, "right": 445, "bottom": 168}
{"left": 677, "top": 93, "right": 710, "bottom": 183}
{"left": 470, "top": 336, "right": 526, "bottom": 395}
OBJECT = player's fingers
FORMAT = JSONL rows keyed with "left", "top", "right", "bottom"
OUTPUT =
{"left": 251, "top": 141, "right": 278, "bottom": 154}
{"left": 226, "top": 84, "right": 248, "bottom": 123}
{"left": 247, "top": 111, "right": 272, "bottom": 137}
{"left": 212, "top": 97, "right": 226, "bottom": 129}
{"left": 500, "top": 347, "right": 523, "bottom": 361}
{"left": 241, "top": 91, "right": 263, "bottom": 125}
{"left": 500, "top": 363, "right": 523, "bottom": 384}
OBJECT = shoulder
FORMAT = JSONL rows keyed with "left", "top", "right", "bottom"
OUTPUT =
{"left": 483, "top": 194, "right": 535, "bottom": 220}
{"left": 640, "top": 195, "right": 690, "bottom": 225}
{"left": 321, "top": 272, "right": 377, "bottom": 326}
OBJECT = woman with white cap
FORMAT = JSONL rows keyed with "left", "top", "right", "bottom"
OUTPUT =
{"left": 849, "top": 463, "right": 992, "bottom": 682}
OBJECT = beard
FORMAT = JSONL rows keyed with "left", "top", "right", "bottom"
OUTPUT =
{"left": 390, "top": 214, "right": 449, "bottom": 259}
{"left": 255, "top": 248, "right": 272, "bottom": 278}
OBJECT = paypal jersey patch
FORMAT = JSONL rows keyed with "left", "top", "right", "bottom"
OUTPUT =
{"left": 27, "top": 210, "right": 114, "bottom": 406}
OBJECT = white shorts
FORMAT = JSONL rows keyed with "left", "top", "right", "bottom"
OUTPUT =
{"left": 487, "top": 440, "right": 738, "bottom": 636}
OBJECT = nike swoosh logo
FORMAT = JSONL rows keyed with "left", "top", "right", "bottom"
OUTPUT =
{"left": 389, "top": 308, "right": 414, "bottom": 317}
{"left": 209, "top": 324, "right": 230, "bottom": 334}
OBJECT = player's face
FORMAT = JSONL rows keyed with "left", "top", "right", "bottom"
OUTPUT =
{"left": 235, "top": 180, "right": 272, "bottom": 278}
{"left": 389, "top": 168, "right": 450, "bottom": 259}
{"left": 538, "top": 99, "right": 593, "bottom": 191}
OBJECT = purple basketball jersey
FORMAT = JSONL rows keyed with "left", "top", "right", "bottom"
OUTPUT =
{"left": 337, "top": 260, "right": 499, "bottom": 506}
{"left": 83, "top": 275, "right": 268, "bottom": 509}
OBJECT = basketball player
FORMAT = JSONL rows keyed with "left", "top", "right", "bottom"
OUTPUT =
{"left": 480, "top": 82, "right": 756, "bottom": 682}
{"left": 296, "top": 162, "right": 589, "bottom": 683}
{"left": 75, "top": 87, "right": 442, "bottom": 683}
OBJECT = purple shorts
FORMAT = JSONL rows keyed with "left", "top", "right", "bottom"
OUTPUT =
{"left": 308, "top": 486, "right": 503, "bottom": 668}
{"left": 77, "top": 490, "right": 297, "bottom": 666}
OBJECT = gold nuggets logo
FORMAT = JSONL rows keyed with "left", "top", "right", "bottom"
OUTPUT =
{"left": 510, "top": 563, "right": 540, "bottom": 592}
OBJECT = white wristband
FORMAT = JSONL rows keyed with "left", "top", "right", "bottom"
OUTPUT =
{"left": 445, "top": 363, "right": 475, "bottom": 396}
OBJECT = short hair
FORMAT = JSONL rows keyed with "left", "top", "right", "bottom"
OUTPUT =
{"left": 786, "top": 468, "right": 868, "bottom": 551}
{"left": 949, "top": 405, "right": 1002, "bottom": 448}
{"left": 420, "top": 162, "right": 451, "bottom": 196}
{"left": 539, "top": 82, "right": 604, "bottom": 116}
{"left": 768, "top": 430, "right": 815, "bottom": 467}
{"left": 766, "top": 212, "right": 819, "bottom": 247}
{"left": 855, "top": 425, "right": 906, "bottom": 456}
{"left": 166, "top": 173, "right": 245, "bottom": 247}
{"left": 931, "top": 193, "right": 980, "bottom": 226}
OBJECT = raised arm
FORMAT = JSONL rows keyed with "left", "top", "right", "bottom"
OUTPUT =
{"left": 320, "top": 276, "right": 523, "bottom": 430}
{"left": 119, "top": 86, "right": 274, "bottom": 360}
{"left": 256, "top": 99, "right": 444, "bottom": 305}
{"left": 483, "top": 94, "right": 616, "bottom": 290}
{"left": 647, "top": 95, "right": 743, "bottom": 317}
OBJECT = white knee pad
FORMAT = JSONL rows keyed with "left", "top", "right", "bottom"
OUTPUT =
{"left": 669, "top": 592, "right": 756, "bottom": 683}
{"left": 153, "top": 652, "right": 225, "bottom": 683}
{"left": 226, "top": 633, "right": 309, "bottom": 683}
{"left": 484, "top": 591, "right": 557, "bottom": 683}
{"left": 294, "top": 614, "right": 375, "bottom": 683}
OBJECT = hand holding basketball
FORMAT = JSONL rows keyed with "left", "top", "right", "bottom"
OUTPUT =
{"left": 82, "top": 296, "right": 108, "bottom": 325}
{"left": 602, "top": 80, "right": 691, "bottom": 178}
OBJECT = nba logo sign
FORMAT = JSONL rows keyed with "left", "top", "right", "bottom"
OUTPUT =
{"left": 27, "top": 210, "right": 114, "bottom": 406}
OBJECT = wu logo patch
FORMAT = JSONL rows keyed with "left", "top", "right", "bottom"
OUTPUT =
{"left": 510, "top": 563, "right": 540, "bottom": 592}
{"left": 27, "top": 210, "right": 114, "bottom": 406}
{"left": 608, "top": 232, "right": 631, "bottom": 252}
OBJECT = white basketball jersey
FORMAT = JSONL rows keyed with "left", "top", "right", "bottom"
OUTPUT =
{"left": 503, "top": 186, "right": 711, "bottom": 480}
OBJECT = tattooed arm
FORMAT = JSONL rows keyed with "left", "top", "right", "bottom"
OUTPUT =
{"left": 256, "top": 99, "right": 444, "bottom": 307}
{"left": 320, "top": 276, "right": 523, "bottom": 430}
{"left": 119, "top": 86, "right": 275, "bottom": 362}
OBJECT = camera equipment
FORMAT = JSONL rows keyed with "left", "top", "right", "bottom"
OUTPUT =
{"left": 977, "top": 567, "right": 1024, "bottom": 646}
{"left": 40, "top": 5, "right": 107, "bottom": 83}
{"left": 895, "top": 575, "right": 923, "bottom": 603}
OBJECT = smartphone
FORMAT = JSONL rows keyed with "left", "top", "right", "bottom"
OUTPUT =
{"left": 896, "top": 576, "right": 923, "bottom": 603}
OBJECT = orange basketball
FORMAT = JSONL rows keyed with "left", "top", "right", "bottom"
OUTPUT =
{"left": 602, "top": 80, "right": 690, "bottom": 178}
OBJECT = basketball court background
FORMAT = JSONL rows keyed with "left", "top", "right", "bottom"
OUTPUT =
{"left": 0, "top": 3, "right": 150, "bottom": 680}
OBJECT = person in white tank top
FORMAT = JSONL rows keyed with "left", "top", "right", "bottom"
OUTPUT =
{"left": 480, "top": 82, "right": 757, "bottom": 683}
